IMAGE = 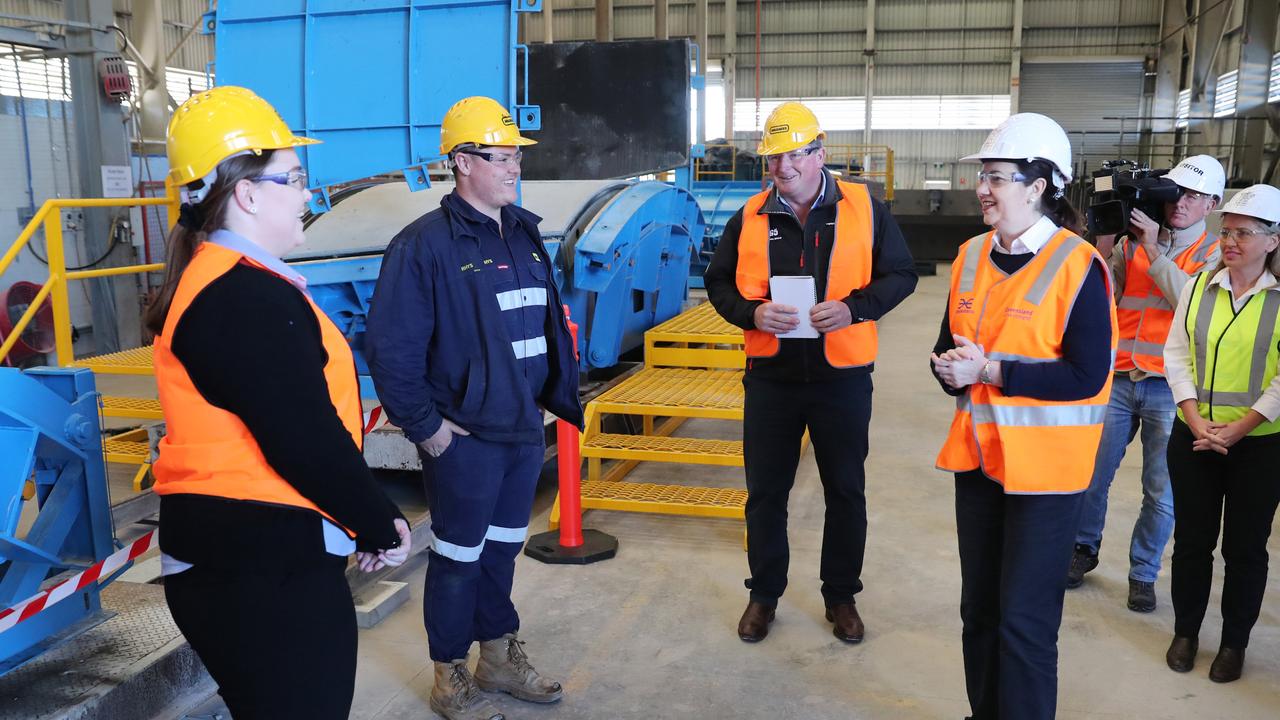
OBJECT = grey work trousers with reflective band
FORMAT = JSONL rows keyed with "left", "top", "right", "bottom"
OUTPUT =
{"left": 1168, "top": 419, "right": 1280, "bottom": 648}
{"left": 420, "top": 433, "right": 544, "bottom": 662}
{"left": 742, "top": 373, "right": 872, "bottom": 607}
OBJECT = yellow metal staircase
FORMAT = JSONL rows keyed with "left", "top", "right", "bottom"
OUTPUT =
{"left": 555, "top": 302, "right": 762, "bottom": 527}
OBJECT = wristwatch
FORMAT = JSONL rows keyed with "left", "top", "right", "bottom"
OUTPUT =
{"left": 979, "top": 361, "right": 993, "bottom": 385}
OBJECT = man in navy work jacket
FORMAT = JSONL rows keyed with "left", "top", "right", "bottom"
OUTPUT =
{"left": 366, "top": 96, "right": 582, "bottom": 720}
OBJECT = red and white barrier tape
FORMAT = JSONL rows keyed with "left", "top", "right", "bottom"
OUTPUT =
{"left": 0, "top": 530, "right": 156, "bottom": 634}
{"left": 362, "top": 406, "right": 390, "bottom": 435}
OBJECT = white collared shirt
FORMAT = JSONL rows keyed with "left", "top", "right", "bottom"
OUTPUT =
{"left": 776, "top": 171, "right": 828, "bottom": 214}
{"left": 208, "top": 229, "right": 310, "bottom": 296}
{"left": 1165, "top": 268, "right": 1280, "bottom": 421}
{"left": 991, "top": 215, "right": 1059, "bottom": 255}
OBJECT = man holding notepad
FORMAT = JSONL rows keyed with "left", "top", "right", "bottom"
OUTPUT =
{"left": 705, "top": 101, "right": 917, "bottom": 645}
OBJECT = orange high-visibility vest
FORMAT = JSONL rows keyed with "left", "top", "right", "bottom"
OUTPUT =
{"left": 734, "top": 180, "right": 877, "bottom": 368}
{"left": 152, "top": 242, "right": 363, "bottom": 531}
{"left": 1115, "top": 232, "right": 1217, "bottom": 374}
{"left": 935, "top": 229, "right": 1118, "bottom": 494}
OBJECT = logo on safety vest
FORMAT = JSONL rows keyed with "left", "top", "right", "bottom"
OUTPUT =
{"left": 956, "top": 297, "right": 974, "bottom": 314}
{"left": 768, "top": 227, "right": 781, "bottom": 241}
{"left": 1005, "top": 307, "right": 1034, "bottom": 320}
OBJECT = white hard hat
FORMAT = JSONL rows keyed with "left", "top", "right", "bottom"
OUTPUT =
{"left": 1166, "top": 154, "right": 1225, "bottom": 198}
{"left": 961, "top": 112, "right": 1073, "bottom": 188}
{"left": 1218, "top": 184, "right": 1280, "bottom": 225}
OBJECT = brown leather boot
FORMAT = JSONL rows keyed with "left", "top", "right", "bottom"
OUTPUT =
{"left": 430, "top": 660, "right": 505, "bottom": 720}
{"left": 475, "top": 633, "right": 563, "bottom": 703}
{"left": 737, "top": 600, "right": 776, "bottom": 642}
{"left": 826, "top": 603, "right": 865, "bottom": 643}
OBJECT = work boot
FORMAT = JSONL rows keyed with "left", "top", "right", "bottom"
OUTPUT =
{"left": 737, "top": 600, "right": 776, "bottom": 642}
{"left": 1209, "top": 646, "right": 1245, "bottom": 683}
{"left": 1127, "top": 579, "right": 1156, "bottom": 613}
{"left": 1165, "top": 636, "right": 1198, "bottom": 673}
{"left": 825, "top": 603, "right": 865, "bottom": 643}
{"left": 1066, "top": 544, "right": 1098, "bottom": 589}
{"left": 430, "top": 660, "right": 505, "bottom": 720}
{"left": 475, "top": 633, "right": 563, "bottom": 703}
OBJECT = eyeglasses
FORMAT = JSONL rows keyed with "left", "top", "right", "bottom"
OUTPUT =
{"left": 766, "top": 146, "right": 821, "bottom": 165}
{"left": 1219, "top": 227, "right": 1276, "bottom": 243}
{"left": 458, "top": 150, "right": 523, "bottom": 167}
{"left": 1179, "top": 189, "right": 1213, "bottom": 202}
{"left": 976, "top": 170, "right": 1028, "bottom": 188}
{"left": 251, "top": 169, "right": 308, "bottom": 190}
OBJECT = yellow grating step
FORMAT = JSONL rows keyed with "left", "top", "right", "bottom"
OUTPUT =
{"left": 581, "top": 433, "right": 742, "bottom": 466}
{"left": 578, "top": 480, "right": 745, "bottom": 519}
{"left": 104, "top": 438, "right": 149, "bottom": 465}
{"left": 644, "top": 302, "right": 744, "bottom": 369}
{"left": 101, "top": 396, "right": 163, "bottom": 420}
{"left": 72, "top": 345, "right": 155, "bottom": 375}
{"left": 592, "top": 367, "right": 743, "bottom": 419}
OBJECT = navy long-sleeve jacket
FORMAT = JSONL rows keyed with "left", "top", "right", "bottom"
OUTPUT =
{"left": 365, "top": 192, "right": 583, "bottom": 445}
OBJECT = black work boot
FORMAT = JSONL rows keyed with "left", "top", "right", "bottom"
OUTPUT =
{"left": 1066, "top": 544, "right": 1099, "bottom": 589}
{"left": 1127, "top": 578, "right": 1156, "bottom": 613}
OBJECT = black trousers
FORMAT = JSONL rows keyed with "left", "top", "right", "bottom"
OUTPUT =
{"left": 1167, "top": 419, "right": 1280, "bottom": 648}
{"left": 742, "top": 373, "right": 872, "bottom": 607}
{"left": 165, "top": 555, "right": 357, "bottom": 720}
{"left": 955, "top": 470, "right": 1083, "bottom": 720}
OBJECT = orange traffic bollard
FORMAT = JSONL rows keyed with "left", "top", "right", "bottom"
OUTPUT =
{"left": 524, "top": 306, "right": 618, "bottom": 564}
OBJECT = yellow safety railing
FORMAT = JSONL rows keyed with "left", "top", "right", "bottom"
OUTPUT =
{"left": 822, "top": 144, "right": 895, "bottom": 201}
{"left": 0, "top": 195, "right": 178, "bottom": 367}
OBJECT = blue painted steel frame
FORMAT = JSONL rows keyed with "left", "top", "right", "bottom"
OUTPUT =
{"left": 0, "top": 368, "right": 115, "bottom": 676}
{"left": 687, "top": 180, "right": 761, "bottom": 288}
{"left": 209, "top": 0, "right": 542, "bottom": 212}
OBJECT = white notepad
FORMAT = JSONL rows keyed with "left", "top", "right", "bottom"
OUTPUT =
{"left": 768, "top": 275, "right": 819, "bottom": 339}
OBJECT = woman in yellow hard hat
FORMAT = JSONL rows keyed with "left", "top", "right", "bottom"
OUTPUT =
{"left": 146, "top": 85, "right": 410, "bottom": 719}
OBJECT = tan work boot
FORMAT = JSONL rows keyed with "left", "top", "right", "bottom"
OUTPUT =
{"left": 429, "top": 660, "right": 505, "bottom": 720}
{"left": 474, "top": 633, "right": 563, "bottom": 703}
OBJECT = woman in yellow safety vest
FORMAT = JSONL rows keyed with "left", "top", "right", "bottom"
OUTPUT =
{"left": 1162, "top": 183, "right": 1280, "bottom": 684}
{"left": 146, "top": 86, "right": 410, "bottom": 719}
{"left": 930, "top": 113, "right": 1117, "bottom": 720}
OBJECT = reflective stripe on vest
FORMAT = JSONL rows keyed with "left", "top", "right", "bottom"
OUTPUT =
{"left": 1115, "top": 232, "right": 1217, "bottom": 374}
{"left": 935, "top": 229, "right": 1118, "bottom": 493}
{"left": 152, "top": 243, "right": 364, "bottom": 531}
{"left": 1182, "top": 272, "right": 1280, "bottom": 435}
{"left": 734, "top": 180, "right": 877, "bottom": 368}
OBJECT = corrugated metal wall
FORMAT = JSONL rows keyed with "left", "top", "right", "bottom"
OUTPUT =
{"left": 524, "top": 1, "right": 1164, "bottom": 189}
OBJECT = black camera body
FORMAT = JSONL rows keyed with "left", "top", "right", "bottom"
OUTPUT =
{"left": 1086, "top": 160, "right": 1182, "bottom": 236}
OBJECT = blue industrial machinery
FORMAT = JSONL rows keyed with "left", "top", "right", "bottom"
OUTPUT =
{"left": 210, "top": 1, "right": 704, "bottom": 375}
{"left": 208, "top": 0, "right": 542, "bottom": 212}
{"left": 0, "top": 368, "right": 115, "bottom": 675}
{"left": 686, "top": 180, "right": 762, "bottom": 288}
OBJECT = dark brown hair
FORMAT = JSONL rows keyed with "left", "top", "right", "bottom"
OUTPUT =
{"left": 143, "top": 151, "right": 275, "bottom": 335}
{"left": 1016, "top": 158, "right": 1084, "bottom": 237}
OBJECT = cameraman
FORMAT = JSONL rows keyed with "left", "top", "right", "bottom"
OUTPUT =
{"left": 1067, "top": 155, "right": 1224, "bottom": 611}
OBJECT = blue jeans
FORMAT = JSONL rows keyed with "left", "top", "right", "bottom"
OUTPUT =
{"left": 1075, "top": 374, "right": 1176, "bottom": 583}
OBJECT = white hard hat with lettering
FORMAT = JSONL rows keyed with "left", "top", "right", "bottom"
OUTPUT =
{"left": 1166, "top": 155, "right": 1226, "bottom": 198}
{"left": 1218, "top": 184, "right": 1280, "bottom": 226}
{"left": 961, "top": 112, "right": 1073, "bottom": 188}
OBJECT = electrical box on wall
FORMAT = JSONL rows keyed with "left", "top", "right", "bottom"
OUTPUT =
{"left": 98, "top": 56, "right": 132, "bottom": 102}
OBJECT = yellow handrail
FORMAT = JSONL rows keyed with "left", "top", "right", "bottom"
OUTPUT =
{"left": 0, "top": 194, "right": 178, "bottom": 367}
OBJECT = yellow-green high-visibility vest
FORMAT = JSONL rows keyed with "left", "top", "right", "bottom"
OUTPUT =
{"left": 1182, "top": 271, "right": 1280, "bottom": 435}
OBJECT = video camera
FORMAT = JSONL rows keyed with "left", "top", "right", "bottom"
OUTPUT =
{"left": 1085, "top": 160, "right": 1182, "bottom": 236}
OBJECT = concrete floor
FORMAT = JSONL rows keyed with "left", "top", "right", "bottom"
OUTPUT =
{"left": 346, "top": 268, "right": 1280, "bottom": 720}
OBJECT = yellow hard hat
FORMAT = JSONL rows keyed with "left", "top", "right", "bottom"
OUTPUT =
{"left": 757, "top": 101, "right": 825, "bottom": 156}
{"left": 166, "top": 85, "right": 320, "bottom": 188}
{"left": 440, "top": 96, "right": 537, "bottom": 155}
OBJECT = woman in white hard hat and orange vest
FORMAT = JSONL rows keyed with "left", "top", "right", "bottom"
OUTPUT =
{"left": 1067, "top": 154, "right": 1223, "bottom": 610}
{"left": 1162, "top": 183, "right": 1280, "bottom": 684}
{"left": 930, "top": 113, "right": 1117, "bottom": 720}
{"left": 148, "top": 86, "right": 410, "bottom": 719}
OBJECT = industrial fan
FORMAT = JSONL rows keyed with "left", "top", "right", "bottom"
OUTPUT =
{"left": 0, "top": 281, "right": 55, "bottom": 366}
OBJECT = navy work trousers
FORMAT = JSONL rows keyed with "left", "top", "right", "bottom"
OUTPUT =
{"left": 742, "top": 373, "right": 873, "bottom": 607}
{"left": 420, "top": 433, "right": 544, "bottom": 662}
{"left": 955, "top": 470, "right": 1083, "bottom": 720}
